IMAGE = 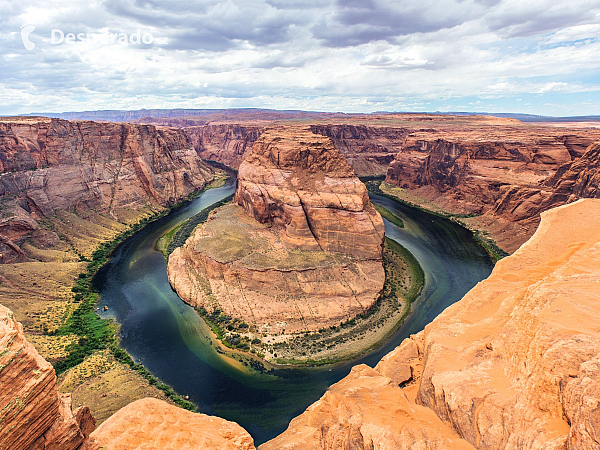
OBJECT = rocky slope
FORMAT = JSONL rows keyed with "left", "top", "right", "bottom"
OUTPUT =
{"left": 168, "top": 127, "right": 385, "bottom": 335}
{"left": 85, "top": 398, "right": 255, "bottom": 450}
{"left": 261, "top": 198, "right": 600, "bottom": 449}
{"left": 0, "top": 117, "right": 214, "bottom": 263}
{"left": 184, "top": 124, "right": 263, "bottom": 169}
{"left": 384, "top": 124, "right": 600, "bottom": 252}
{"left": 0, "top": 303, "right": 94, "bottom": 450}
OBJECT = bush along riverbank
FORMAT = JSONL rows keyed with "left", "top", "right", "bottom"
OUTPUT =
{"left": 48, "top": 190, "right": 230, "bottom": 411}
{"left": 177, "top": 235, "right": 425, "bottom": 368}
{"left": 366, "top": 180, "right": 509, "bottom": 262}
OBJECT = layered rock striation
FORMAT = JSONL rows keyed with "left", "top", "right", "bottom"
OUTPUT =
{"left": 261, "top": 198, "right": 600, "bottom": 449}
{"left": 384, "top": 125, "right": 600, "bottom": 251}
{"left": 0, "top": 117, "right": 213, "bottom": 262}
{"left": 0, "top": 303, "right": 94, "bottom": 450}
{"left": 168, "top": 128, "right": 385, "bottom": 334}
{"left": 234, "top": 128, "right": 384, "bottom": 258}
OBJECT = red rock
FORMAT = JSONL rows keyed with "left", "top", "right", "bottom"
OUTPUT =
{"left": 235, "top": 127, "right": 385, "bottom": 259}
{"left": 0, "top": 117, "right": 214, "bottom": 262}
{"left": 86, "top": 398, "right": 255, "bottom": 450}
{"left": 0, "top": 304, "right": 93, "bottom": 450}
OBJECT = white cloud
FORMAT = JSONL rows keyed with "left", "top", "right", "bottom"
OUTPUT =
{"left": 1, "top": 0, "right": 600, "bottom": 115}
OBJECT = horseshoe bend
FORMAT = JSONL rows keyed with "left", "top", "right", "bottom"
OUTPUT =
{"left": 167, "top": 127, "right": 388, "bottom": 342}
{"left": 1, "top": 115, "right": 600, "bottom": 449}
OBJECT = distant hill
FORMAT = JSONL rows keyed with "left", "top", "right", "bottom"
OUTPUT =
{"left": 22, "top": 108, "right": 345, "bottom": 123}
{"left": 15, "top": 108, "right": 600, "bottom": 123}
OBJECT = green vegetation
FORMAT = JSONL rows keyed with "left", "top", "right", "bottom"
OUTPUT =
{"left": 373, "top": 203, "right": 404, "bottom": 228}
{"left": 50, "top": 203, "right": 203, "bottom": 410}
{"left": 164, "top": 194, "right": 234, "bottom": 256}
{"left": 367, "top": 180, "right": 507, "bottom": 261}
{"left": 473, "top": 231, "right": 509, "bottom": 262}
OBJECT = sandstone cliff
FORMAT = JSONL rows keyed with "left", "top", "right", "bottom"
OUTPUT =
{"left": 235, "top": 128, "right": 384, "bottom": 258}
{"left": 0, "top": 303, "right": 94, "bottom": 450}
{"left": 185, "top": 124, "right": 263, "bottom": 169}
{"left": 384, "top": 125, "right": 600, "bottom": 252}
{"left": 85, "top": 398, "right": 255, "bottom": 450}
{"left": 0, "top": 117, "right": 214, "bottom": 263}
{"left": 168, "top": 127, "right": 385, "bottom": 335}
{"left": 261, "top": 198, "right": 600, "bottom": 449}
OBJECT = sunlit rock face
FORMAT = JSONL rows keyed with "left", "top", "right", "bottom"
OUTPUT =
{"left": 0, "top": 303, "right": 95, "bottom": 450}
{"left": 261, "top": 199, "right": 600, "bottom": 450}
{"left": 168, "top": 127, "right": 385, "bottom": 334}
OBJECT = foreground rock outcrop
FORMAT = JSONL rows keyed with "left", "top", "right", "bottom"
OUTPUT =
{"left": 261, "top": 198, "right": 600, "bottom": 449}
{"left": 0, "top": 117, "right": 214, "bottom": 262}
{"left": 0, "top": 304, "right": 94, "bottom": 450}
{"left": 86, "top": 398, "right": 255, "bottom": 450}
{"left": 168, "top": 127, "right": 385, "bottom": 334}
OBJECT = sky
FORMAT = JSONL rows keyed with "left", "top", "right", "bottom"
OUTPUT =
{"left": 2, "top": 0, "right": 600, "bottom": 116}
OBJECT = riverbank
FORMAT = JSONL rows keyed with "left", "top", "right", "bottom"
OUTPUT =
{"left": 369, "top": 181, "right": 509, "bottom": 262}
{"left": 162, "top": 193, "right": 424, "bottom": 367}
{"left": 48, "top": 173, "right": 239, "bottom": 418}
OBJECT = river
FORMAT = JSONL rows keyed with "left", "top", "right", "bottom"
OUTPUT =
{"left": 94, "top": 175, "right": 493, "bottom": 445}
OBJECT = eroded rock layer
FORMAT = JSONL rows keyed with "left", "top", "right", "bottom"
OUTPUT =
{"left": 384, "top": 123, "right": 600, "bottom": 251}
{"left": 0, "top": 117, "right": 213, "bottom": 262}
{"left": 261, "top": 199, "right": 600, "bottom": 449}
{"left": 0, "top": 304, "right": 94, "bottom": 450}
{"left": 235, "top": 127, "right": 384, "bottom": 259}
{"left": 168, "top": 128, "right": 385, "bottom": 333}
{"left": 86, "top": 398, "right": 255, "bottom": 450}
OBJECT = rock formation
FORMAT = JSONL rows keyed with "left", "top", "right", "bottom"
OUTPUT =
{"left": 0, "top": 303, "right": 94, "bottom": 450}
{"left": 384, "top": 124, "right": 600, "bottom": 252}
{"left": 85, "top": 398, "right": 255, "bottom": 450}
{"left": 261, "top": 198, "right": 600, "bottom": 449}
{"left": 168, "top": 127, "right": 385, "bottom": 334}
{"left": 234, "top": 128, "right": 384, "bottom": 258}
{"left": 0, "top": 117, "right": 214, "bottom": 262}
{"left": 185, "top": 124, "right": 264, "bottom": 169}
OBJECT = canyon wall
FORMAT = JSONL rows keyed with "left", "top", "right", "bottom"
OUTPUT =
{"left": 0, "top": 117, "right": 214, "bottom": 263}
{"left": 183, "top": 122, "right": 409, "bottom": 175}
{"left": 309, "top": 124, "right": 410, "bottom": 176}
{"left": 261, "top": 198, "right": 600, "bottom": 449}
{"left": 0, "top": 303, "right": 94, "bottom": 450}
{"left": 184, "top": 124, "right": 263, "bottom": 169}
{"left": 384, "top": 124, "right": 600, "bottom": 252}
{"left": 168, "top": 127, "right": 385, "bottom": 335}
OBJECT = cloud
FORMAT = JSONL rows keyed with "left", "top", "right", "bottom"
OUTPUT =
{"left": 1, "top": 0, "right": 600, "bottom": 116}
